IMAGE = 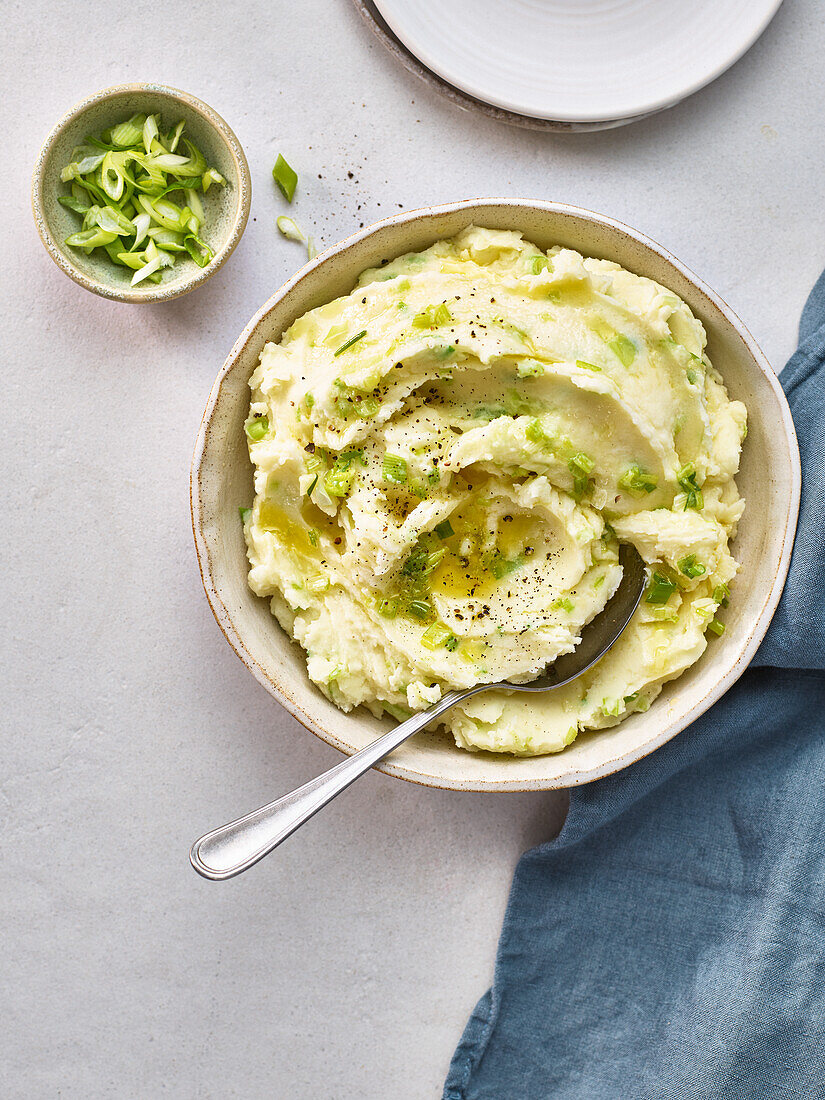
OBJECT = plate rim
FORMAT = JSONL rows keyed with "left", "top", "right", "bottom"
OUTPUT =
{"left": 350, "top": 0, "right": 655, "bottom": 132}
{"left": 369, "top": 0, "right": 785, "bottom": 123}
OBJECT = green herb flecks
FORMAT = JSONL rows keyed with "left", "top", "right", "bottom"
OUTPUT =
{"left": 618, "top": 463, "right": 658, "bottom": 496}
{"left": 324, "top": 450, "right": 365, "bottom": 498}
{"left": 568, "top": 452, "right": 595, "bottom": 499}
{"left": 412, "top": 303, "right": 452, "bottom": 329}
{"left": 382, "top": 453, "right": 408, "bottom": 485}
{"left": 678, "top": 554, "right": 707, "bottom": 579}
{"left": 609, "top": 334, "right": 636, "bottom": 367}
{"left": 713, "top": 583, "right": 730, "bottom": 607}
{"left": 645, "top": 572, "right": 677, "bottom": 605}
{"left": 677, "top": 463, "right": 704, "bottom": 511}
{"left": 245, "top": 415, "right": 269, "bottom": 442}
{"left": 333, "top": 330, "right": 367, "bottom": 356}
{"left": 421, "top": 622, "right": 458, "bottom": 651}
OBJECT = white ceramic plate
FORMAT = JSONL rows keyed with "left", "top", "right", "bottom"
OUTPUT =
{"left": 372, "top": 0, "right": 784, "bottom": 122}
{"left": 191, "top": 199, "right": 799, "bottom": 792}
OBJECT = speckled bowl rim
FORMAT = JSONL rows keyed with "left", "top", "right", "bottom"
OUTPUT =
{"left": 31, "top": 82, "right": 251, "bottom": 304}
{"left": 191, "top": 198, "right": 801, "bottom": 792}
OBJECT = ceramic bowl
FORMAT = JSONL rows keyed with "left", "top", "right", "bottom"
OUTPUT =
{"left": 32, "top": 83, "right": 251, "bottom": 303}
{"left": 191, "top": 199, "right": 800, "bottom": 792}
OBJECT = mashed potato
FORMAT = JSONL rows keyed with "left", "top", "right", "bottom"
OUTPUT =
{"left": 243, "top": 227, "right": 746, "bottom": 755}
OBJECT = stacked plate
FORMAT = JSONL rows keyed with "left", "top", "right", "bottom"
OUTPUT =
{"left": 356, "top": 0, "right": 784, "bottom": 130}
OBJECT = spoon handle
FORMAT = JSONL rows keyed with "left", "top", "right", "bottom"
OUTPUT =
{"left": 190, "top": 689, "right": 466, "bottom": 879}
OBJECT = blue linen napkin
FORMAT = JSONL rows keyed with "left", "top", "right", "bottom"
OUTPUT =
{"left": 444, "top": 271, "right": 825, "bottom": 1100}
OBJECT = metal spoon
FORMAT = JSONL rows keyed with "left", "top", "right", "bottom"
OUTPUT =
{"left": 190, "top": 544, "right": 646, "bottom": 880}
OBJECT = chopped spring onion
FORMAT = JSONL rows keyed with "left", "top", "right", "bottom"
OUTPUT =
{"left": 651, "top": 607, "right": 679, "bottom": 623}
{"left": 516, "top": 362, "right": 543, "bottom": 378}
{"left": 58, "top": 194, "right": 90, "bottom": 214}
{"left": 272, "top": 154, "right": 298, "bottom": 202}
{"left": 714, "top": 583, "right": 730, "bottom": 607}
{"left": 645, "top": 572, "right": 677, "bottom": 605}
{"left": 489, "top": 552, "right": 526, "bottom": 580}
{"left": 407, "top": 599, "right": 434, "bottom": 621}
{"left": 377, "top": 597, "right": 399, "bottom": 619}
{"left": 305, "top": 574, "right": 330, "bottom": 595}
{"left": 609, "top": 334, "right": 636, "bottom": 366}
{"left": 553, "top": 597, "right": 574, "bottom": 613}
{"left": 569, "top": 452, "right": 595, "bottom": 498}
{"left": 678, "top": 554, "right": 707, "bottom": 579}
{"left": 277, "top": 216, "right": 305, "bottom": 243}
{"left": 677, "top": 463, "right": 704, "bottom": 511}
{"left": 324, "top": 451, "right": 363, "bottom": 498}
{"left": 245, "top": 415, "right": 269, "bottom": 442}
{"left": 707, "top": 618, "right": 726, "bottom": 636}
{"left": 569, "top": 452, "right": 594, "bottom": 476}
{"left": 434, "top": 519, "right": 454, "bottom": 540}
{"left": 202, "top": 167, "right": 225, "bottom": 192}
{"left": 619, "top": 463, "right": 658, "bottom": 495}
{"left": 526, "top": 419, "right": 550, "bottom": 445}
{"left": 529, "top": 254, "right": 548, "bottom": 274}
{"left": 111, "top": 114, "right": 145, "bottom": 148}
{"left": 58, "top": 113, "right": 225, "bottom": 285}
{"left": 576, "top": 359, "right": 601, "bottom": 371}
{"left": 412, "top": 303, "right": 452, "bottom": 329}
{"left": 333, "top": 330, "right": 367, "bottom": 356}
{"left": 184, "top": 234, "right": 214, "bottom": 268}
{"left": 421, "top": 623, "right": 457, "bottom": 650}
{"left": 239, "top": 506, "right": 252, "bottom": 524}
{"left": 382, "top": 454, "right": 408, "bottom": 485}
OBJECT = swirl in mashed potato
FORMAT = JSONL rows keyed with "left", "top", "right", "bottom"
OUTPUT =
{"left": 243, "top": 227, "right": 747, "bottom": 755}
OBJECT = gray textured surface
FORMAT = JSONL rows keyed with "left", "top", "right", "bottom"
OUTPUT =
{"left": 1, "top": 0, "right": 818, "bottom": 1096}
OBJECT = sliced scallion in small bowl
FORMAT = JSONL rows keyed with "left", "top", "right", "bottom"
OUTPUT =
{"left": 58, "top": 112, "right": 226, "bottom": 286}
{"left": 33, "top": 83, "right": 251, "bottom": 302}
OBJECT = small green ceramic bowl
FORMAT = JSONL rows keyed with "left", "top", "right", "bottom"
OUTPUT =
{"left": 32, "top": 83, "right": 251, "bottom": 303}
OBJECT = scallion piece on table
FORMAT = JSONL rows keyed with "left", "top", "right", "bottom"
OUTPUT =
{"left": 57, "top": 113, "right": 226, "bottom": 286}
{"left": 277, "top": 216, "right": 305, "bottom": 243}
{"left": 273, "top": 154, "right": 298, "bottom": 202}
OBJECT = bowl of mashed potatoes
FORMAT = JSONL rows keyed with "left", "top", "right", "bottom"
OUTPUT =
{"left": 192, "top": 199, "right": 800, "bottom": 790}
